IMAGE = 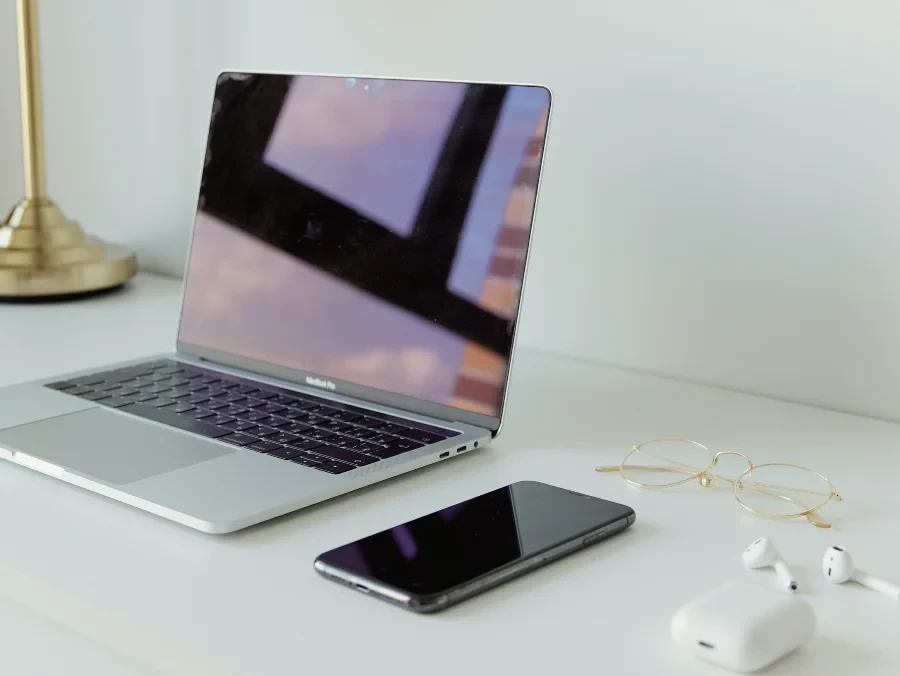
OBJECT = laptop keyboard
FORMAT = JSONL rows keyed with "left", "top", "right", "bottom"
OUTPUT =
{"left": 45, "top": 360, "right": 461, "bottom": 475}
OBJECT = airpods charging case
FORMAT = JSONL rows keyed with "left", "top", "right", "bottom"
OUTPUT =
{"left": 671, "top": 581, "right": 816, "bottom": 672}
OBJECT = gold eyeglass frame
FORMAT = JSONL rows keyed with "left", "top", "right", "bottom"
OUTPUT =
{"left": 595, "top": 438, "right": 843, "bottom": 528}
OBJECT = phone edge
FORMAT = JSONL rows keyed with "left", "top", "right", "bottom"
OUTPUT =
{"left": 314, "top": 510, "right": 635, "bottom": 614}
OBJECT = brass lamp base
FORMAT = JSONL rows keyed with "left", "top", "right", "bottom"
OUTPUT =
{"left": 0, "top": 198, "right": 136, "bottom": 298}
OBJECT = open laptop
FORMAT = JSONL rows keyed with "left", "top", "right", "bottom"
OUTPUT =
{"left": 0, "top": 73, "right": 551, "bottom": 533}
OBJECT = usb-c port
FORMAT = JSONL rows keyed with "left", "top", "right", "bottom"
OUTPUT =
{"left": 456, "top": 446, "right": 466, "bottom": 453}
{"left": 697, "top": 641, "right": 715, "bottom": 650}
{"left": 439, "top": 451, "right": 450, "bottom": 458}
{"left": 355, "top": 584, "right": 369, "bottom": 593}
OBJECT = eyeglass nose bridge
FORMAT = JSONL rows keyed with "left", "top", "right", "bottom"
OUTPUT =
{"left": 696, "top": 451, "right": 753, "bottom": 489}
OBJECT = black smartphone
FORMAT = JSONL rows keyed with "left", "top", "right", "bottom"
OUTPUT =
{"left": 314, "top": 481, "right": 635, "bottom": 613}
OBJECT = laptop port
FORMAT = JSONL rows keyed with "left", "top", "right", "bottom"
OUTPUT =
{"left": 456, "top": 446, "right": 466, "bottom": 453}
{"left": 474, "top": 441, "right": 479, "bottom": 448}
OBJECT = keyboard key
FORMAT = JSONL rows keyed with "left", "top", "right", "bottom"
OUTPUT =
{"left": 369, "top": 432, "right": 400, "bottom": 445}
{"left": 329, "top": 435, "right": 358, "bottom": 448}
{"left": 311, "top": 445, "right": 377, "bottom": 466}
{"left": 290, "top": 399, "right": 320, "bottom": 411}
{"left": 372, "top": 423, "right": 408, "bottom": 435}
{"left": 221, "top": 393, "right": 247, "bottom": 404}
{"left": 397, "top": 428, "right": 448, "bottom": 444}
{"left": 345, "top": 440, "right": 382, "bottom": 454}
{"left": 384, "top": 438, "right": 425, "bottom": 452}
{"left": 317, "top": 420, "right": 350, "bottom": 432}
{"left": 253, "top": 390, "right": 279, "bottom": 401}
{"left": 268, "top": 432, "right": 302, "bottom": 445}
{"left": 222, "top": 419, "right": 257, "bottom": 431}
{"left": 282, "top": 410, "right": 312, "bottom": 421}
{"left": 365, "top": 444, "right": 414, "bottom": 460}
{"left": 249, "top": 440, "right": 284, "bottom": 453}
{"left": 147, "top": 384, "right": 173, "bottom": 394}
{"left": 64, "top": 386, "right": 93, "bottom": 396}
{"left": 241, "top": 426, "right": 279, "bottom": 438}
{"left": 97, "top": 382, "right": 126, "bottom": 392}
{"left": 253, "top": 415, "right": 291, "bottom": 428}
{"left": 101, "top": 397, "right": 132, "bottom": 408}
{"left": 119, "top": 403, "right": 232, "bottom": 438}
{"left": 316, "top": 460, "right": 356, "bottom": 474}
{"left": 272, "top": 395, "right": 299, "bottom": 406}
{"left": 285, "top": 439, "right": 325, "bottom": 452}
{"left": 290, "top": 456, "right": 324, "bottom": 468}
{"left": 205, "top": 388, "right": 227, "bottom": 399}
{"left": 267, "top": 446, "right": 303, "bottom": 460}
{"left": 354, "top": 416, "right": 387, "bottom": 429}
{"left": 243, "top": 411, "right": 270, "bottom": 422}
{"left": 305, "top": 405, "right": 340, "bottom": 417}
{"left": 197, "top": 376, "right": 221, "bottom": 385}
{"left": 205, "top": 400, "right": 231, "bottom": 410}
{"left": 72, "top": 376, "right": 106, "bottom": 386}
{"left": 187, "top": 383, "right": 209, "bottom": 393}
{"left": 344, "top": 427, "right": 377, "bottom": 439}
{"left": 283, "top": 422, "right": 312, "bottom": 434}
{"left": 131, "top": 392, "right": 160, "bottom": 402}
{"left": 80, "top": 391, "right": 111, "bottom": 401}
{"left": 220, "top": 405, "right": 247, "bottom": 417}
{"left": 261, "top": 403, "right": 287, "bottom": 415}
{"left": 220, "top": 433, "right": 259, "bottom": 446}
{"left": 209, "top": 415, "right": 236, "bottom": 426}
{"left": 217, "top": 380, "right": 240, "bottom": 390}
{"left": 46, "top": 380, "right": 78, "bottom": 391}
{"left": 115, "top": 388, "right": 140, "bottom": 398}
{"left": 305, "top": 428, "right": 335, "bottom": 441}
{"left": 187, "top": 409, "right": 215, "bottom": 419}
{"left": 187, "top": 395, "right": 210, "bottom": 405}
{"left": 235, "top": 385, "right": 259, "bottom": 395}
{"left": 244, "top": 398, "right": 270, "bottom": 409}
{"left": 167, "top": 388, "right": 192, "bottom": 399}
{"left": 330, "top": 411, "right": 362, "bottom": 423}
{"left": 170, "top": 403, "right": 197, "bottom": 414}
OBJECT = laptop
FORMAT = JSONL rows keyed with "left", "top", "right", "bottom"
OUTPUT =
{"left": 0, "top": 73, "right": 552, "bottom": 533}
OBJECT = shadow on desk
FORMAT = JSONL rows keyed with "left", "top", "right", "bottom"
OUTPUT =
{"left": 768, "top": 634, "right": 879, "bottom": 675}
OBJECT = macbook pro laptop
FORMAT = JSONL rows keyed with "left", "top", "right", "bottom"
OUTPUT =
{"left": 0, "top": 73, "right": 551, "bottom": 533}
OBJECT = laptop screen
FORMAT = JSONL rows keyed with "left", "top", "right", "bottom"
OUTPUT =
{"left": 179, "top": 74, "right": 550, "bottom": 418}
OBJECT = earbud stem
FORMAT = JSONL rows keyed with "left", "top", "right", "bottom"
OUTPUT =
{"left": 773, "top": 561, "right": 798, "bottom": 593}
{"left": 854, "top": 571, "right": 900, "bottom": 599}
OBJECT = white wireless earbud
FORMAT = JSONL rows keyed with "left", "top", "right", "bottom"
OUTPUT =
{"left": 822, "top": 546, "right": 900, "bottom": 599}
{"left": 742, "top": 537, "right": 798, "bottom": 593}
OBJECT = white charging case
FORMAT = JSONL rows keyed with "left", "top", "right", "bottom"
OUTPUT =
{"left": 671, "top": 581, "right": 816, "bottom": 673}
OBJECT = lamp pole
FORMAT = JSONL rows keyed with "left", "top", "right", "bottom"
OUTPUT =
{"left": 0, "top": 0, "right": 137, "bottom": 299}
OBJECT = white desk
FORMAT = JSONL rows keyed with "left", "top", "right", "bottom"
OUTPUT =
{"left": 1, "top": 274, "right": 898, "bottom": 675}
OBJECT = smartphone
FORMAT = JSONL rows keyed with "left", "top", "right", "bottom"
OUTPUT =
{"left": 314, "top": 481, "right": 635, "bottom": 613}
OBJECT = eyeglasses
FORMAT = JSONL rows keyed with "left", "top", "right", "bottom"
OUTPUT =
{"left": 595, "top": 438, "right": 843, "bottom": 528}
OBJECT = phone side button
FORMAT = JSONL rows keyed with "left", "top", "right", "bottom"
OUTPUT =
{"left": 582, "top": 529, "right": 608, "bottom": 545}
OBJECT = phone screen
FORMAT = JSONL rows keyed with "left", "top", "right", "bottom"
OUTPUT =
{"left": 316, "top": 481, "right": 634, "bottom": 597}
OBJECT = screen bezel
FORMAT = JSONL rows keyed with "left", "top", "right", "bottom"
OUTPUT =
{"left": 176, "top": 72, "right": 553, "bottom": 432}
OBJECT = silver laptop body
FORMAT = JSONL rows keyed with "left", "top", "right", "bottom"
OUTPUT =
{"left": 0, "top": 73, "right": 551, "bottom": 533}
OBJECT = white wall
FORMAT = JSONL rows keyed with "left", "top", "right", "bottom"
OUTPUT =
{"left": 3, "top": 0, "right": 900, "bottom": 421}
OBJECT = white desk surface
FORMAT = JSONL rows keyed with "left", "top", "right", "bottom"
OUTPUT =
{"left": 1, "top": 274, "right": 898, "bottom": 675}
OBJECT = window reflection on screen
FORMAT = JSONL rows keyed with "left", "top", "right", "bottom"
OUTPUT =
{"left": 179, "top": 74, "right": 550, "bottom": 417}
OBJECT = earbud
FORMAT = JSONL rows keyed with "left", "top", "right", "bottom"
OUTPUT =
{"left": 742, "top": 537, "right": 798, "bottom": 593}
{"left": 822, "top": 546, "right": 900, "bottom": 599}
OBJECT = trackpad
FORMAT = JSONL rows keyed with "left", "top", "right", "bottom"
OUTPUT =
{"left": 0, "top": 408, "right": 233, "bottom": 485}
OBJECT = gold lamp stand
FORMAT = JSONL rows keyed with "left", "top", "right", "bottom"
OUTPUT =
{"left": 0, "top": 0, "right": 136, "bottom": 299}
